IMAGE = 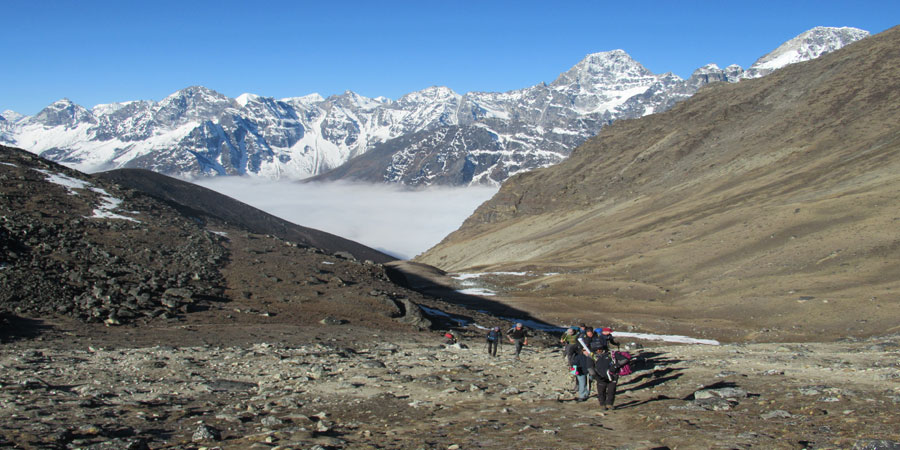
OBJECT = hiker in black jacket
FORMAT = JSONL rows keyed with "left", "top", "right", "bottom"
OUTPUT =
{"left": 507, "top": 323, "right": 528, "bottom": 359}
{"left": 598, "top": 327, "right": 619, "bottom": 350}
{"left": 591, "top": 347, "right": 619, "bottom": 410}
{"left": 578, "top": 328, "right": 603, "bottom": 353}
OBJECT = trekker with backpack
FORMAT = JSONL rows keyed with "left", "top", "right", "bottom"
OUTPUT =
{"left": 578, "top": 328, "right": 603, "bottom": 354}
{"left": 598, "top": 327, "right": 619, "bottom": 351}
{"left": 444, "top": 331, "right": 457, "bottom": 345}
{"left": 507, "top": 323, "right": 529, "bottom": 359}
{"left": 561, "top": 327, "right": 580, "bottom": 393}
{"left": 486, "top": 327, "right": 501, "bottom": 357}
{"left": 560, "top": 327, "right": 578, "bottom": 362}
{"left": 591, "top": 346, "right": 629, "bottom": 410}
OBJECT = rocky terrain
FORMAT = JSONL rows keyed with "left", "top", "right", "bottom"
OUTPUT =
{"left": 1, "top": 319, "right": 898, "bottom": 449}
{"left": 418, "top": 26, "right": 900, "bottom": 342}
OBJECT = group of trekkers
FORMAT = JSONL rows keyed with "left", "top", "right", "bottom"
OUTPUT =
{"left": 560, "top": 324, "right": 631, "bottom": 410}
{"left": 473, "top": 322, "right": 631, "bottom": 411}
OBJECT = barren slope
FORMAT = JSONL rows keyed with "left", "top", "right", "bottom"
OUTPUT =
{"left": 417, "top": 26, "right": 900, "bottom": 342}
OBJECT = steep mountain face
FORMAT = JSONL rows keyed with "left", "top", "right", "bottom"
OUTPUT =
{"left": 4, "top": 27, "right": 868, "bottom": 186}
{"left": 416, "top": 26, "right": 900, "bottom": 340}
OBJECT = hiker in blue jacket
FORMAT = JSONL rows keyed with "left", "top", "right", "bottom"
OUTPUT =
{"left": 486, "top": 327, "right": 501, "bottom": 357}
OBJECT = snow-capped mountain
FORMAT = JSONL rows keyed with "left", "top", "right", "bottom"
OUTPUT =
{"left": 3, "top": 27, "right": 869, "bottom": 186}
{"left": 742, "top": 27, "right": 870, "bottom": 79}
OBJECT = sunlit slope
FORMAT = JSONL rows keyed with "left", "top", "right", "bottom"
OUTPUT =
{"left": 417, "top": 26, "right": 900, "bottom": 339}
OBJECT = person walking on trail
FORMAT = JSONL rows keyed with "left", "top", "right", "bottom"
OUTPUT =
{"left": 577, "top": 324, "right": 589, "bottom": 340}
{"left": 508, "top": 323, "right": 529, "bottom": 359}
{"left": 591, "top": 346, "right": 620, "bottom": 410}
{"left": 598, "top": 327, "right": 619, "bottom": 351}
{"left": 486, "top": 327, "right": 501, "bottom": 357}
{"left": 560, "top": 327, "right": 578, "bottom": 362}
{"left": 571, "top": 348, "right": 594, "bottom": 402}
{"left": 578, "top": 328, "right": 602, "bottom": 354}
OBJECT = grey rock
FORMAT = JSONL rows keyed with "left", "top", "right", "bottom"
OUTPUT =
{"left": 693, "top": 387, "right": 747, "bottom": 400}
{"left": 853, "top": 440, "right": 900, "bottom": 450}
{"left": 695, "top": 397, "right": 734, "bottom": 411}
{"left": 320, "top": 316, "right": 343, "bottom": 325}
{"left": 261, "top": 415, "right": 284, "bottom": 427}
{"left": 761, "top": 410, "right": 794, "bottom": 420}
{"left": 501, "top": 387, "right": 521, "bottom": 395}
{"left": 191, "top": 424, "right": 221, "bottom": 442}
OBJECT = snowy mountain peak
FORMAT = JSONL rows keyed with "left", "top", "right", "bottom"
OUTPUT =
{"left": 399, "top": 86, "right": 461, "bottom": 104}
{"left": 235, "top": 93, "right": 261, "bottom": 107}
{"left": 554, "top": 50, "right": 655, "bottom": 87}
{"left": 155, "top": 86, "right": 235, "bottom": 124}
{"left": 328, "top": 90, "right": 384, "bottom": 110}
{"left": 32, "top": 99, "right": 97, "bottom": 127}
{"left": 281, "top": 93, "right": 325, "bottom": 107}
{"left": 744, "top": 26, "right": 869, "bottom": 78}
{"left": 693, "top": 63, "right": 722, "bottom": 75}
{"left": 1, "top": 110, "right": 25, "bottom": 123}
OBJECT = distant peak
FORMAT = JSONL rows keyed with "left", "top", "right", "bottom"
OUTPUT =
{"left": 552, "top": 49, "right": 654, "bottom": 88}
{"left": 693, "top": 63, "right": 722, "bottom": 74}
{"left": 746, "top": 26, "right": 869, "bottom": 77}
{"left": 235, "top": 93, "right": 260, "bottom": 107}
{"left": 399, "top": 86, "right": 461, "bottom": 102}
{"left": 165, "top": 85, "right": 227, "bottom": 101}
{"left": 285, "top": 93, "right": 325, "bottom": 104}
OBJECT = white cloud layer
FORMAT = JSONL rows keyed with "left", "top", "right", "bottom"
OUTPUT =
{"left": 192, "top": 178, "right": 499, "bottom": 260}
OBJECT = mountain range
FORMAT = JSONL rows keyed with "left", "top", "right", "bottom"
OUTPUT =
{"left": 417, "top": 25, "right": 900, "bottom": 341}
{"left": 1, "top": 27, "right": 868, "bottom": 186}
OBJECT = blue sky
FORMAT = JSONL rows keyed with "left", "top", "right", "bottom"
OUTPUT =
{"left": 2, "top": 1, "right": 898, "bottom": 115}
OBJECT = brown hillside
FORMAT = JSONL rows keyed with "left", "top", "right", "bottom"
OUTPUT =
{"left": 417, "top": 26, "right": 900, "bottom": 342}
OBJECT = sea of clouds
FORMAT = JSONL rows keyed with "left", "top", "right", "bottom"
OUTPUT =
{"left": 193, "top": 178, "right": 499, "bottom": 260}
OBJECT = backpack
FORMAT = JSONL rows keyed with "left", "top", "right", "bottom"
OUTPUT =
{"left": 612, "top": 351, "right": 633, "bottom": 376}
{"left": 487, "top": 330, "right": 499, "bottom": 342}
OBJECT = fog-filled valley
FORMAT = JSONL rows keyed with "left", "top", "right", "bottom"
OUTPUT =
{"left": 193, "top": 178, "right": 499, "bottom": 259}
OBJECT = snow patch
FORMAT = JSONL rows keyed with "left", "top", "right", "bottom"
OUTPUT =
{"left": 89, "top": 187, "right": 141, "bottom": 222}
{"left": 457, "top": 288, "right": 497, "bottom": 297}
{"left": 33, "top": 168, "right": 139, "bottom": 222}
{"left": 34, "top": 169, "right": 91, "bottom": 193}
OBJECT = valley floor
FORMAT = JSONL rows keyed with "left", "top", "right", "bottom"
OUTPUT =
{"left": 1, "top": 315, "right": 898, "bottom": 450}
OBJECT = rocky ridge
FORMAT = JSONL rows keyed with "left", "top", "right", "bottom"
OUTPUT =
{"left": 0, "top": 144, "right": 453, "bottom": 333}
{"left": 2, "top": 28, "right": 868, "bottom": 186}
